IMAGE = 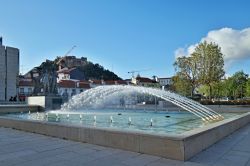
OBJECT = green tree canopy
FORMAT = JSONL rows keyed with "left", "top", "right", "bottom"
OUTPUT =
{"left": 227, "top": 71, "right": 248, "bottom": 99}
{"left": 246, "top": 78, "right": 250, "bottom": 97}
{"left": 174, "top": 56, "right": 199, "bottom": 97}
{"left": 192, "top": 41, "right": 225, "bottom": 99}
{"left": 78, "top": 62, "right": 121, "bottom": 80}
{"left": 173, "top": 41, "right": 225, "bottom": 99}
{"left": 171, "top": 75, "right": 192, "bottom": 96}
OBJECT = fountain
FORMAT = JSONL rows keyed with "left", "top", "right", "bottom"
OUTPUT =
{"left": 0, "top": 85, "right": 249, "bottom": 161}
{"left": 110, "top": 116, "right": 113, "bottom": 123}
{"left": 128, "top": 117, "right": 132, "bottom": 125}
{"left": 61, "top": 85, "right": 223, "bottom": 122}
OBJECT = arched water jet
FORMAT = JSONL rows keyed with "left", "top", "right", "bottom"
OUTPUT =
{"left": 61, "top": 85, "right": 223, "bottom": 122}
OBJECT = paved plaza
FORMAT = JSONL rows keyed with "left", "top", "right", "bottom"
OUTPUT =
{"left": 0, "top": 123, "right": 250, "bottom": 166}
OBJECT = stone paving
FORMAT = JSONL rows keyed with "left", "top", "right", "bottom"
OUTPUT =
{"left": 0, "top": 123, "right": 250, "bottom": 166}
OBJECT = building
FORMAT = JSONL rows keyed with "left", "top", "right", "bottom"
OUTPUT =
{"left": 131, "top": 76, "right": 158, "bottom": 87}
{"left": 56, "top": 56, "right": 87, "bottom": 70}
{"left": 0, "top": 37, "right": 19, "bottom": 101}
{"left": 18, "top": 78, "right": 34, "bottom": 101}
{"left": 88, "top": 79, "right": 104, "bottom": 88}
{"left": 104, "top": 80, "right": 127, "bottom": 85}
{"left": 124, "top": 79, "right": 131, "bottom": 85}
{"left": 158, "top": 77, "right": 173, "bottom": 90}
{"left": 57, "top": 67, "right": 85, "bottom": 82}
{"left": 88, "top": 79, "right": 127, "bottom": 88}
{"left": 57, "top": 79, "right": 90, "bottom": 101}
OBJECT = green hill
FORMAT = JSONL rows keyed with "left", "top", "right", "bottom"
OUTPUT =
{"left": 55, "top": 56, "right": 121, "bottom": 80}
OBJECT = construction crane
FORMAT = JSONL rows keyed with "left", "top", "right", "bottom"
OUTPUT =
{"left": 128, "top": 69, "right": 151, "bottom": 78}
{"left": 64, "top": 45, "right": 77, "bottom": 57}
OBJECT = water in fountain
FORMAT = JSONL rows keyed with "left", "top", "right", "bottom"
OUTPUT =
{"left": 61, "top": 85, "right": 223, "bottom": 122}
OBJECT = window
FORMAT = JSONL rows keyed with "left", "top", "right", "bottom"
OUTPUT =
{"left": 20, "top": 88, "right": 24, "bottom": 94}
{"left": 28, "top": 88, "right": 32, "bottom": 94}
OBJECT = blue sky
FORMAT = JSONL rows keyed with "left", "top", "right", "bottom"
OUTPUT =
{"left": 0, "top": 0, "right": 250, "bottom": 79}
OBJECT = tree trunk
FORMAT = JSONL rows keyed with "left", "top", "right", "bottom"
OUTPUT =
{"left": 191, "top": 85, "right": 194, "bottom": 98}
{"left": 209, "top": 84, "right": 212, "bottom": 100}
{"left": 241, "top": 85, "right": 243, "bottom": 99}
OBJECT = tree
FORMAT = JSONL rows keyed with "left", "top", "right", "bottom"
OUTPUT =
{"left": 173, "top": 41, "right": 225, "bottom": 99}
{"left": 192, "top": 41, "right": 225, "bottom": 99}
{"left": 228, "top": 71, "right": 248, "bottom": 99}
{"left": 173, "top": 56, "right": 199, "bottom": 97}
{"left": 171, "top": 75, "right": 192, "bottom": 96}
{"left": 246, "top": 78, "right": 250, "bottom": 97}
{"left": 198, "top": 81, "right": 226, "bottom": 99}
{"left": 78, "top": 62, "right": 121, "bottom": 80}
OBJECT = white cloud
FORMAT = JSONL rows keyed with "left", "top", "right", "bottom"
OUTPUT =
{"left": 174, "top": 47, "right": 188, "bottom": 58}
{"left": 174, "top": 27, "right": 250, "bottom": 69}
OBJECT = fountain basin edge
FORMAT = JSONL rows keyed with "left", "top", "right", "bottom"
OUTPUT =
{"left": 0, "top": 112, "right": 250, "bottom": 161}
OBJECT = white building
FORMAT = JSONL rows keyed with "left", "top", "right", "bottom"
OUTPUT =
{"left": 57, "top": 79, "right": 90, "bottom": 101}
{"left": 131, "top": 76, "right": 157, "bottom": 87}
{"left": 18, "top": 79, "right": 34, "bottom": 101}
{"left": 0, "top": 37, "right": 19, "bottom": 101}
{"left": 158, "top": 77, "right": 172, "bottom": 90}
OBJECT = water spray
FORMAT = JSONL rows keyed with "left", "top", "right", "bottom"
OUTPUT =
{"left": 110, "top": 116, "right": 113, "bottom": 123}
{"left": 128, "top": 117, "right": 132, "bottom": 125}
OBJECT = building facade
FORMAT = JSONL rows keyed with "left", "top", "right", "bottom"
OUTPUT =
{"left": 131, "top": 76, "right": 158, "bottom": 87}
{"left": 158, "top": 77, "right": 173, "bottom": 90}
{"left": 18, "top": 78, "right": 34, "bottom": 101}
{"left": 57, "top": 79, "right": 90, "bottom": 102}
{"left": 0, "top": 38, "right": 19, "bottom": 101}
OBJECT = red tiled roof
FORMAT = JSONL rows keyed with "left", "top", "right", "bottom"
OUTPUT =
{"left": 98, "top": 80, "right": 127, "bottom": 85}
{"left": 105, "top": 80, "right": 116, "bottom": 85}
{"left": 90, "top": 79, "right": 102, "bottom": 84}
{"left": 78, "top": 82, "right": 90, "bottom": 89}
{"left": 58, "top": 80, "right": 76, "bottom": 88}
{"left": 79, "top": 80, "right": 89, "bottom": 84}
{"left": 19, "top": 80, "right": 33, "bottom": 86}
{"left": 89, "top": 79, "right": 127, "bottom": 85}
{"left": 58, "top": 80, "right": 90, "bottom": 89}
{"left": 116, "top": 80, "right": 127, "bottom": 85}
{"left": 136, "top": 77, "right": 154, "bottom": 83}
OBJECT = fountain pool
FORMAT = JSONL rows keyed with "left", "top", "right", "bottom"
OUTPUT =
{"left": 3, "top": 109, "right": 244, "bottom": 135}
